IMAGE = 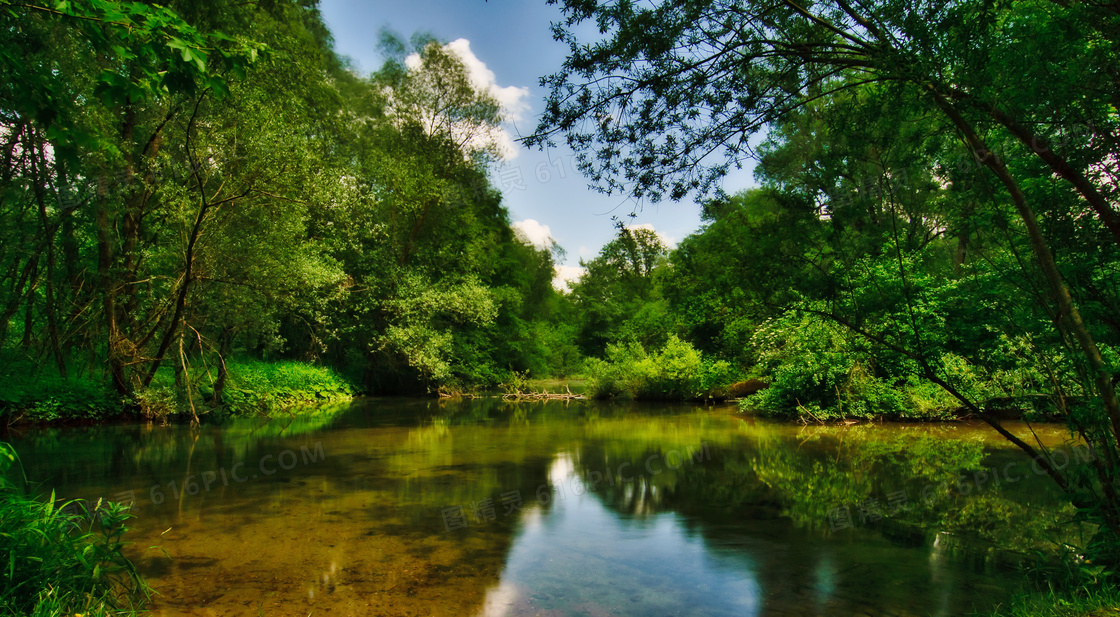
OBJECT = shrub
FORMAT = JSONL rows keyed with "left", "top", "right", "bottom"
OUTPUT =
{"left": 585, "top": 357, "right": 624, "bottom": 399}
{"left": 585, "top": 336, "right": 737, "bottom": 400}
{"left": 134, "top": 385, "right": 187, "bottom": 422}
{"left": 741, "top": 315, "right": 899, "bottom": 420}
{"left": 741, "top": 313, "right": 1005, "bottom": 421}
{"left": 216, "top": 359, "right": 354, "bottom": 415}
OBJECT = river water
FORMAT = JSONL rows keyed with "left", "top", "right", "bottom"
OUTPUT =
{"left": 8, "top": 397, "right": 1085, "bottom": 616}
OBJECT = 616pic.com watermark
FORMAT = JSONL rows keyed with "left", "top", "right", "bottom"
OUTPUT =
{"left": 64, "top": 442, "right": 326, "bottom": 519}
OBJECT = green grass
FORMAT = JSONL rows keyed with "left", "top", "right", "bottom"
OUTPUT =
{"left": 0, "top": 443, "right": 147, "bottom": 616}
{"left": 138, "top": 358, "right": 354, "bottom": 420}
{"left": 0, "top": 349, "right": 354, "bottom": 423}
{"left": 979, "top": 585, "right": 1120, "bottom": 616}
{"left": 205, "top": 359, "right": 354, "bottom": 415}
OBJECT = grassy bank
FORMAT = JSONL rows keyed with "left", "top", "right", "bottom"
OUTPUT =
{"left": 136, "top": 359, "right": 354, "bottom": 421}
{"left": 0, "top": 355, "right": 354, "bottom": 425}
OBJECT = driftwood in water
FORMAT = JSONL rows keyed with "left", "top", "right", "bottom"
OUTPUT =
{"left": 502, "top": 384, "right": 585, "bottom": 401}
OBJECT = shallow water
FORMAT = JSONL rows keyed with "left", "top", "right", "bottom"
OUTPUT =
{"left": 8, "top": 398, "right": 1084, "bottom": 616}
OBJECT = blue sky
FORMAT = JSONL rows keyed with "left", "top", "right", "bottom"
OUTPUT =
{"left": 319, "top": 0, "right": 756, "bottom": 284}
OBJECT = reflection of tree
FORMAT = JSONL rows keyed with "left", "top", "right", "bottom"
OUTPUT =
{"left": 11, "top": 402, "right": 354, "bottom": 486}
{"left": 571, "top": 424, "right": 1077, "bottom": 560}
{"left": 563, "top": 426, "right": 1054, "bottom": 615}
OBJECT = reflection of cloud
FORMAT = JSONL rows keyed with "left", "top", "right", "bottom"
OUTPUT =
{"left": 553, "top": 265, "right": 585, "bottom": 292}
{"left": 548, "top": 452, "right": 575, "bottom": 485}
{"left": 406, "top": 38, "right": 529, "bottom": 159}
{"left": 512, "top": 219, "right": 553, "bottom": 250}
{"left": 479, "top": 580, "right": 522, "bottom": 617}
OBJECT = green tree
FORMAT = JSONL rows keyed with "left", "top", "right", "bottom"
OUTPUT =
{"left": 568, "top": 224, "right": 672, "bottom": 357}
{"left": 663, "top": 188, "right": 820, "bottom": 366}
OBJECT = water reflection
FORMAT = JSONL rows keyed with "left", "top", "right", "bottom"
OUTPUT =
{"left": 5, "top": 398, "right": 1083, "bottom": 616}
{"left": 480, "top": 453, "right": 762, "bottom": 616}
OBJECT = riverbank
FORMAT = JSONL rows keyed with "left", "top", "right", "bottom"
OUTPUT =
{"left": 0, "top": 358, "right": 353, "bottom": 426}
{"left": 0, "top": 442, "right": 148, "bottom": 617}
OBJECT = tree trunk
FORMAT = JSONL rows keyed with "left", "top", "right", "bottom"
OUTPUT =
{"left": 96, "top": 198, "right": 128, "bottom": 395}
{"left": 930, "top": 86, "right": 1120, "bottom": 533}
{"left": 212, "top": 327, "right": 233, "bottom": 406}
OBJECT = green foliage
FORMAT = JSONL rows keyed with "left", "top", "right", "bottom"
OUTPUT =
{"left": 372, "top": 275, "right": 499, "bottom": 389}
{"left": 662, "top": 188, "right": 819, "bottom": 366}
{"left": 133, "top": 385, "right": 184, "bottom": 422}
{"left": 0, "top": 376, "right": 122, "bottom": 423}
{"left": 978, "top": 585, "right": 1120, "bottom": 617}
{"left": 568, "top": 225, "right": 673, "bottom": 358}
{"left": 585, "top": 336, "right": 736, "bottom": 401}
{"left": 534, "top": 0, "right": 1120, "bottom": 560}
{"left": 1, "top": 0, "right": 256, "bottom": 163}
{"left": 0, "top": 444, "right": 147, "bottom": 616}
{"left": 0, "top": 0, "right": 581, "bottom": 404}
{"left": 203, "top": 360, "right": 353, "bottom": 416}
{"left": 500, "top": 369, "right": 532, "bottom": 396}
{"left": 0, "top": 355, "right": 123, "bottom": 423}
{"left": 739, "top": 312, "right": 1005, "bottom": 420}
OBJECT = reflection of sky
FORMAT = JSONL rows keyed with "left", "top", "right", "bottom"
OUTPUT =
{"left": 480, "top": 453, "right": 761, "bottom": 617}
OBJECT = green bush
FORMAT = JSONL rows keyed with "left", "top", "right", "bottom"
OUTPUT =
{"left": 134, "top": 358, "right": 355, "bottom": 419}
{"left": 740, "top": 313, "right": 977, "bottom": 421}
{"left": 0, "top": 354, "right": 123, "bottom": 422}
{"left": 585, "top": 336, "right": 737, "bottom": 400}
{"left": 134, "top": 385, "right": 187, "bottom": 422}
{"left": 0, "top": 443, "right": 147, "bottom": 616}
{"left": 585, "top": 357, "right": 624, "bottom": 399}
{"left": 740, "top": 315, "right": 895, "bottom": 419}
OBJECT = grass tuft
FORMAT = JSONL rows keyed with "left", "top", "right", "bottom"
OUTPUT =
{"left": 0, "top": 443, "right": 147, "bottom": 616}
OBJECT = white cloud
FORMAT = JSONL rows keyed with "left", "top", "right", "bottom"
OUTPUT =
{"left": 625, "top": 223, "right": 676, "bottom": 249}
{"left": 577, "top": 245, "right": 594, "bottom": 259}
{"left": 445, "top": 39, "right": 531, "bottom": 124}
{"left": 405, "top": 39, "right": 530, "bottom": 160}
{"left": 553, "top": 265, "right": 586, "bottom": 292}
{"left": 512, "top": 219, "right": 554, "bottom": 250}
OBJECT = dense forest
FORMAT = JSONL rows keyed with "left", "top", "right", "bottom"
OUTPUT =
{"left": 4, "top": 0, "right": 1120, "bottom": 614}
{"left": 3, "top": 0, "right": 1120, "bottom": 535}
{"left": 3, "top": 0, "right": 1120, "bottom": 493}
{"left": 0, "top": 0, "right": 580, "bottom": 416}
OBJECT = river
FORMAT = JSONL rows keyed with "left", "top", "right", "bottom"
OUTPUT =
{"left": 8, "top": 397, "right": 1085, "bottom": 616}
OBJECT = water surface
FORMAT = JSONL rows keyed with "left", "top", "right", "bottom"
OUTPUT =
{"left": 8, "top": 398, "right": 1083, "bottom": 616}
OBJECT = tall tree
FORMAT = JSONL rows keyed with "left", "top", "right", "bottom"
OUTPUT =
{"left": 568, "top": 225, "right": 671, "bottom": 357}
